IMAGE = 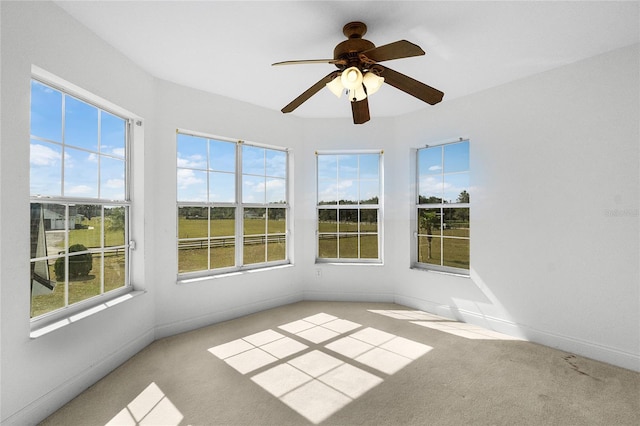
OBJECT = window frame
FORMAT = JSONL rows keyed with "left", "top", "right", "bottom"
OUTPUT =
{"left": 176, "top": 130, "right": 290, "bottom": 278}
{"left": 413, "top": 140, "right": 470, "bottom": 276}
{"left": 315, "top": 150, "right": 383, "bottom": 264}
{"left": 29, "top": 69, "right": 135, "bottom": 325}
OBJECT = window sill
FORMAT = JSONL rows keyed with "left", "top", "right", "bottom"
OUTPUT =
{"left": 410, "top": 265, "right": 470, "bottom": 278}
{"left": 315, "top": 261, "right": 383, "bottom": 266}
{"left": 30, "top": 290, "right": 146, "bottom": 339}
{"left": 177, "top": 263, "right": 294, "bottom": 285}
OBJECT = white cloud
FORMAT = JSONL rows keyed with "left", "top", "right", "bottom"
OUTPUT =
{"left": 104, "top": 178, "right": 124, "bottom": 188}
{"left": 177, "top": 154, "right": 206, "bottom": 168}
{"left": 266, "top": 179, "right": 285, "bottom": 190}
{"left": 111, "top": 148, "right": 125, "bottom": 157}
{"left": 177, "top": 168, "right": 204, "bottom": 188}
{"left": 419, "top": 176, "right": 444, "bottom": 194}
{"left": 428, "top": 165, "right": 442, "bottom": 171}
{"left": 251, "top": 178, "right": 285, "bottom": 193}
{"left": 65, "top": 184, "right": 93, "bottom": 195}
{"left": 319, "top": 180, "right": 355, "bottom": 202}
{"left": 420, "top": 175, "right": 471, "bottom": 203}
{"left": 265, "top": 153, "right": 286, "bottom": 174}
{"left": 30, "top": 144, "right": 61, "bottom": 166}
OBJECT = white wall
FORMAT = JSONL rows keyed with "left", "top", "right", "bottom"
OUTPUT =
{"left": 0, "top": 2, "right": 157, "bottom": 424}
{"left": 393, "top": 44, "right": 640, "bottom": 370}
{"left": 151, "top": 80, "right": 304, "bottom": 338}
{"left": 295, "top": 116, "right": 398, "bottom": 302}
{"left": 295, "top": 44, "right": 639, "bottom": 372}
{"left": 1, "top": 1, "right": 638, "bottom": 424}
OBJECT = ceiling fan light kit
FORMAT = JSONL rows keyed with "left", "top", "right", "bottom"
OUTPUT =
{"left": 328, "top": 66, "right": 385, "bottom": 102}
{"left": 326, "top": 75, "right": 344, "bottom": 98}
{"left": 340, "top": 66, "right": 363, "bottom": 90}
{"left": 273, "top": 21, "right": 444, "bottom": 124}
{"left": 362, "top": 72, "right": 384, "bottom": 95}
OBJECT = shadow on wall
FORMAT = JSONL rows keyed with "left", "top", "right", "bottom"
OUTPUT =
{"left": 448, "top": 267, "right": 526, "bottom": 339}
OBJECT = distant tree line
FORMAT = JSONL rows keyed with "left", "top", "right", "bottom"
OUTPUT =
{"left": 318, "top": 196, "right": 379, "bottom": 206}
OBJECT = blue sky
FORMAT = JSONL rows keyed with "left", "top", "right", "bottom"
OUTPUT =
{"left": 418, "top": 141, "right": 469, "bottom": 203}
{"left": 32, "top": 78, "right": 465, "bottom": 206}
{"left": 317, "top": 154, "right": 380, "bottom": 204}
{"left": 177, "top": 134, "right": 287, "bottom": 204}
{"left": 30, "top": 80, "right": 126, "bottom": 200}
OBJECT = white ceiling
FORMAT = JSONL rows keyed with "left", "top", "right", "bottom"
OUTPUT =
{"left": 54, "top": 1, "right": 639, "bottom": 119}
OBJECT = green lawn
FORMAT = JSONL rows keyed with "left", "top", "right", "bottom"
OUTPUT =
{"left": 178, "top": 218, "right": 286, "bottom": 239}
{"left": 31, "top": 215, "right": 127, "bottom": 318}
{"left": 177, "top": 218, "right": 287, "bottom": 272}
{"left": 34, "top": 215, "right": 467, "bottom": 316}
{"left": 70, "top": 217, "right": 126, "bottom": 253}
{"left": 31, "top": 251, "right": 126, "bottom": 318}
{"left": 318, "top": 234, "right": 378, "bottom": 259}
{"left": 418, "top": 236, "right": 469, "bottom": 269}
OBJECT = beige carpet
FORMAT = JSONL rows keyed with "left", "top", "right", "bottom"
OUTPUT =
{"left": 41, "top": 301, "right": 639, "bottom": 425}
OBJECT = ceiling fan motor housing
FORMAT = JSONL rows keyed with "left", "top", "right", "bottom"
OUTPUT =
{"left": 334, "top": 21, "right": 375, "bottom": 69}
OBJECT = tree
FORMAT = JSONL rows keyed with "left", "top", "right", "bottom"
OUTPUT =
{"left": 419, "top": 195, "right": 444, "bottom": 204}
{"left": 106, "top": 207, "right": 125, "bottom": 231}
{"left": 54, "top": 244, "right": 92, "bottom": 280}
{"left": 76, "top": 205, "right": 101, "bottom": 221}
{"left": 419, "top": 210, "right": 439, "bottom": 260}
{"left": 457, "top": 190, "right": 470, "bottom": 203}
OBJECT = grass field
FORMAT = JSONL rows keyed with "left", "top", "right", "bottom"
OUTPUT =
{"left": 177, "top": 218, "right": 286, "bottom": 272}
{"left": 33, "top": 215, "right": 467, "bottom": 317}
{"left": 178, "top": 217, "right": 379, "bottom": 268}
{"left": 31, "top": 251, "right": 126, "bottom": 318}
{"left": 31, "top": 215, "right": 126, "bottom": 318}
{"left": 417, "top": 235, "right": 469, "bottom": 269}
{"left": 318, "top": 234, "right": 378, "bottom": 259}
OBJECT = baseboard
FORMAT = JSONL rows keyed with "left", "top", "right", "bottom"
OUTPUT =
{"left": 394, "top": 294, "right": 640, "bottom": 372}
{"left": 154, "top": 292, "right": 304, "bottom": 339}
{"left": 2, "top": 328, "right": 155, "bottom": 426}
{"left": 303, "top": 290, "right": 395, "bottom": 303}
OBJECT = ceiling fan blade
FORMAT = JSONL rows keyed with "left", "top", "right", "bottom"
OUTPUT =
{"left": 360, "top": 40, "right": 425, "bottom": 63}
{"left": 377, "top": 65, "right": 444, "bottom": 105}
{"left": 272, "top": 59, "right": 346, "bottom": 66}
{"left": 351, "top": 98, "right": 370, "bottom": 124}
{"left": 281, "top": 72, "right": 340, "bottom": 113}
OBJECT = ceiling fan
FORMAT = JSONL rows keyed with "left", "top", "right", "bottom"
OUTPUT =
{"left": 273, "top": 21, "right": 444, "bottom": 124}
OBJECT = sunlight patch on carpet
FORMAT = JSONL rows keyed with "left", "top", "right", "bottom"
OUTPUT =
{"left": 411, "top": 320, "right": 522, "bottom": 340}
{"left": 106, "top": 382, "right": 184, "bottom": 426}
{"left": 368, "top": 309, "right": 522, "bottom": 340}
{"left": 207, "top": 313, "right": 433, "bottom": 424}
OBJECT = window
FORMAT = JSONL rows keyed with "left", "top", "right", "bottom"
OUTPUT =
{"left": 177, "top": 132, "right": 289, "bottom": 276}
{"left": 316, "top": 152, "right": 382, "bottom": 262}
{"left": 29, "top": 78, "right": 131, "bottom": 319}
{"left": 415, "top": 140, "right": 470, "bottom": 274}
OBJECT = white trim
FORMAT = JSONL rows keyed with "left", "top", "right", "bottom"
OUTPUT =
{"left": 6, "top": 326, "right": 154, "bottom": 425}
{"left": 177, "top": 128, "right": 290, "bottom": 152}
{"left": 32, "top": 65, "right": 141, "bottom": 121}
{"left": 154, "top": 292, "right": 302, "bottom": 339}
{"left": 303, "top": 289, "right": 395, "bottom": 303}
{"left": 315, "top": 148, "right": 383, "bottom": 155}
{"left": 315, "top": 151, "right": 383, "bottom": 262}
{"left": 30, "top": 290, "right": 145, "bottom": 338}
{"left": 410, "top": 264, "right": 471, "bottom": 278}
{"left": 177, "top": 259, "right": 292, "bottom": 281}
{"left": 422, "top": 137, "right": 470, "bottom": 149}
{"left": 176, "top": 130, "right": 291, "bottom": 277}
{"left": 414, "top": 140, "right": 470, "bottom": 274}
{"left": 394, "top": 294, "right": 640, "bottom": 372}
{"left": 29, "top": 73, "right": 137, "bottom": 322}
